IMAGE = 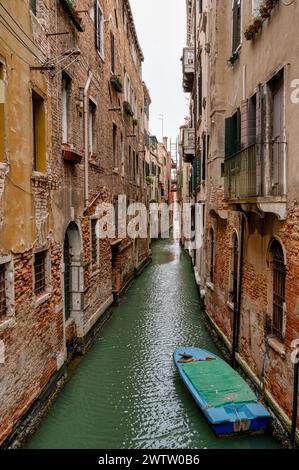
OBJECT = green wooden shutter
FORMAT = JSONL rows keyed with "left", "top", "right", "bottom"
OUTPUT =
{"left": 236, "top": 107, "right": 241, "bottom": 153}
{"left": 225, "top": 117, "right": 234, "bottom": 158}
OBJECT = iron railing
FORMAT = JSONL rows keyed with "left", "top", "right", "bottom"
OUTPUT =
{"left": 224, "top": 142, "right": 286, "bottom": 200}
{"left": 182, "top": 47, "right": 195, "bottom": 92}
{"left": 183, "top": 128, "right": 195, "bottom": 162}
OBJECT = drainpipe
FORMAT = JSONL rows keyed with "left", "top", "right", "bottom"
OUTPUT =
{"left": 193, "top": 0, "right": 198, "bottom": 267}
{"left": 84, "top": 71, "right": 93, "bottom": 209}
{"left": 232, "top": 211, "right": 246, "bottom": 369}
{"left": 290, "top": 354, "right": 299, "bottom": 448}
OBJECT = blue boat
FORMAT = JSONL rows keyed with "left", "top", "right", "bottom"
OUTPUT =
{"left": 173, "top": 347, "right": 271, "bottom": 437}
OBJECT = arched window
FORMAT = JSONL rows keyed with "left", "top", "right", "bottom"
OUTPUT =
{"left": 230, "top": 232, "right": 239, "bottom": 305}
{"left": 270, "top": 240, "right": 286, "bottom": 340}
{"left": 208, "top": 227, "right": 215, "bottom": 283}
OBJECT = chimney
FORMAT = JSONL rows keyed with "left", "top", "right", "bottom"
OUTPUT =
{"left": 163, "top": 137, "right": 168, "bottom": 150}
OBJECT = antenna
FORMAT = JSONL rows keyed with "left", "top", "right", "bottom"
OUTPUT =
{"left": 158, "top": 114, "right": 164, "bottom": 141}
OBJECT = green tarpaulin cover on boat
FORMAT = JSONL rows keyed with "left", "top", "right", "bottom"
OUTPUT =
{"left": 182, "top": 360, "right": 256, "bottom": 408}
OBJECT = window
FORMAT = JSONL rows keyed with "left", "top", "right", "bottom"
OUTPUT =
{"left": 225, "top": 108, "right": 241, "bottom": 158}
{"left": 32, "top": 90, "right": 46, "bottom": 173}
{"left": 268, "top": 70, "right": 285, "bottom": 196}
{"left": 270, "top": 240, "right": 286, "bottom": 340}
{"left": 129, "top": 145, "right": 132, "bottom": 178}
{"left": 232, "top": 0, "right": 242, "bottom": 53}
{"left": 62, "top": 73, "right": 71, "bottom": 144}
{"left": 208, "top": 227, "right": 215, "bottom": 284}
{"left": 34, "top": 250, "right": 47, "bottom": 295}
{"left": 30, "top": 0, "right": 37, "bottom": 15}
{"left": 0, "top": 63, "right": 5, "bottom": 163}
{"left": 91, "top": 219, "right": 98, "bottom": 265}
{"left": 89, "top": 100, "right": 96, "bottom": 158}
{"left": 96, "top": 1, "right": 104, "bottom": 56}
{"left": 230, "top": 232, "right": 239, "bottom": 304}
{"left": 0, "top": 264, "right": 6, "bottom": 318}
{"left": 120, "top": 133, "right": 125, "bottom": 177}
{"left": 110, "top": 32, "right": 115, "bottom": 73}
{"left": 113, "top": 123, "right": 117, "bottom": 169}
{"left": 248, "top": 94, "right": 257, "bottom": 146}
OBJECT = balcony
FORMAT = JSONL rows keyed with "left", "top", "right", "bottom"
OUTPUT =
{"left": 182, "top": 47, "right": 194, "bottom": 93}
{"left": 224, "top": 142, "right": 287, "bottom": 219}
{"left": 182, "top": 128, "right": 195, "bottom": 163}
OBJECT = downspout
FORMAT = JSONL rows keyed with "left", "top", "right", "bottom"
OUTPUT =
{"left": 84, "top": 71, "right": 93, "bottom": 209}
{"left": 232, "top": 211, "right": 246, "bottom": 369}
{"left": 193, "top": 0, "right": 198, "bottom": 267}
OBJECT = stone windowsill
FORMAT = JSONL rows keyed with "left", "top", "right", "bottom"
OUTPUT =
{"left": 267, "top": 336, "right": 286, "bottom": 358}
{"left": 0, "top": 318, "right": 16, "bottom": 333}
{"left": 34, "top": 291, "right": 52, "bottom": 308}
{"left": 206, "top": 281, "right": 214, "bottom": 292}
{"left": 32, "top": 171, "right": 48, "bottom": 180}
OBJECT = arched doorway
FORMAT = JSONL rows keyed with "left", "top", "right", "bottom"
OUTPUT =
{"left": 63, "top": 222, "right": 83, "bottom": 321}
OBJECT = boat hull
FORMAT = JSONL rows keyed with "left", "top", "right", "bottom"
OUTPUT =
{"left": 174, "top": 347, "right": 271, "bottom": 437}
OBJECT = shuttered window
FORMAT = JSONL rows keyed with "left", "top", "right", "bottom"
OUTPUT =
{"left": 225, "top": 108, "right": 241, "bottom": 158}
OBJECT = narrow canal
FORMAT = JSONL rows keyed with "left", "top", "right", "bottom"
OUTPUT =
{"left": 28, "top": 239, "right": 279, "bottom": 449}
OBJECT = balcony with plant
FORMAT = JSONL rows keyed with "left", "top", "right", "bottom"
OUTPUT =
{"left": 59, "top": 0, "right": 84, "bottom": 32}
{"left": 110, "top": 75, "right": 123, "bottom": 93}
{"left": 123, "top": 101, "right": 134, "bottom": 117}
{"left": 244, "top": 0, "right": 279, "bottom": 41}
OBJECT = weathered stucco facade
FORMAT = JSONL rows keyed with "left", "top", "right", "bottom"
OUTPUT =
{"left": 0, "top": 0, "right": 151, "bottom": 446}
{"left": 181, "top": 0, "right": 299, "bottom": 441}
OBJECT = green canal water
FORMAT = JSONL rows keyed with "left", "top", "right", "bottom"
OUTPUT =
{"left": 28, "top": 239, "right": 279, "bottom": 449}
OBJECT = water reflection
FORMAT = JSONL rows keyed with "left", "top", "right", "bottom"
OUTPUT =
{"left": 28, "top": 239, "right": 279, "bottom": 449}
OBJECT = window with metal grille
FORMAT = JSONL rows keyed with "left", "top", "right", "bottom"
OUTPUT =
{"left": 0, "top": 264, "right": 6, "bottom": 318}
{"left": 91, "top": 219, "right": 98, "bottom": 265}
{"left": 34, "top": 251, "right": 47, "bottom": 295}
{"left": 271, "top": 240, "right": 286, "bottom": 340}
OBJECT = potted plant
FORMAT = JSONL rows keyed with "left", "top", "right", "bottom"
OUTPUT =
{"left": 259, "top": 1, "right": 272, "bottom": 18}
{"left": 146, "top": 176, "right": 154, "bottom": 186}
{"left": 123, "top": 100, "right": 134, "bottom": 116}
{"left": 244, "top": 24, "right": 256, "bottom": 40}
{"left": 252, "top": 16, "right": 263, "bottom": 33}
{"left": 228, "top": 50, "right": 240, "bottom": 65}
{"left": 110, "top": 74, "right": 123, "bottom": 93}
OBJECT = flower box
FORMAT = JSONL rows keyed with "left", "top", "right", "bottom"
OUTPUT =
{"left": 123, "top": 101, "right": 134, "bottom": 117}
{"left": 110, "top": 75, "right": 123, "bottom": 93}
{"left": 62, "top": 144, "right": 83, "bottom": 163}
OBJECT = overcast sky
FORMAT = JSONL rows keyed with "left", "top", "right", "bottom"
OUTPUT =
{"left": 130, "top": 0, "right": 187, "bottom": 150}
